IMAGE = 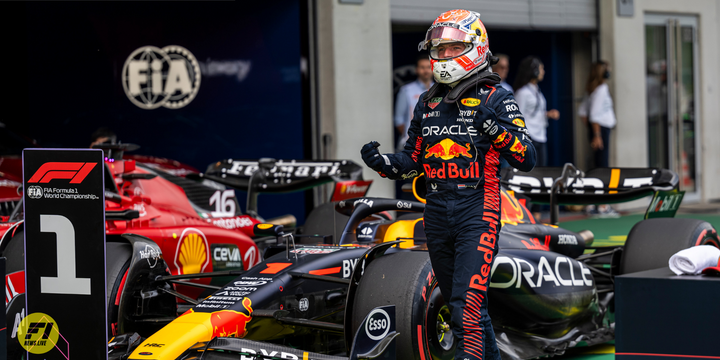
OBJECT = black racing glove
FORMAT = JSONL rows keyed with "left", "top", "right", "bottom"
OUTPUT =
{"left": 361, "top": 141, "right": 386, "bottom": 172}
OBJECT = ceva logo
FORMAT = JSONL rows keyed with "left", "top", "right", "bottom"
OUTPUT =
{"left": 28, "top": 162, "right": 97, "bottom": 184}
{"left": 122, "top": 45, "right": 201, "bottom": 110}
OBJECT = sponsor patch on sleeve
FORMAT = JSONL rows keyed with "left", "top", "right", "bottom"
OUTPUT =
{"left": 461, "top": 98, "right": 481, "bottom": 107}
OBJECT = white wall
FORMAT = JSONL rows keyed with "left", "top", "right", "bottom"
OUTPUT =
{"left": 601, "top": 0, "right": 720, "bottom": 203}
{"left": 329, "top": 0, "right": 395, "bottom": 199}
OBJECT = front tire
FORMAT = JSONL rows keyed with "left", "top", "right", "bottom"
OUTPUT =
{"left": 4, "top": 229, "right": 25, "bottom": 273}
{"left": 351, "top": 251, "right": 455, "bottom": 360}
{"left": 106, "top": 242, "right": 132, "bottom": 336}
{"left": 620, "top": 218, "right": 719, "bottom": 274}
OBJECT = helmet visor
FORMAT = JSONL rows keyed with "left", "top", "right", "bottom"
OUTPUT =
{"left": 429, "top": 42, "right": 473, "bottom": 60}
{"left": 424, "top": 26, "right": 472, "bottom": 45}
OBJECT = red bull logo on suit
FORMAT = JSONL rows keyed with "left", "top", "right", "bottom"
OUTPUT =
{"left": 424, "top": 163, "right": 480, "bottom": 179}
{"left": 424, "top": 138, "right": 480, "bottom": 179}
{"left": 509, "top": 137, "right": 527, "bottom": 156}
{"left": 424, "top": 138, "right": 473, "bottom": 160}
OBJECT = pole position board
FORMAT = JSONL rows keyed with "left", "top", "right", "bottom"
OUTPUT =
{"left": 22, "top": 149, "right": 107, "bottom": 359}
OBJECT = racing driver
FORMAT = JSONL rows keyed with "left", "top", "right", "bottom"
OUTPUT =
{"left": 361, "top": 10, "right": 536, "bottom": 360}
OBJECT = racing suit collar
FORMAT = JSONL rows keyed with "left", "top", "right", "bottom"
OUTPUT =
{"left": 422, "top": 69, "right": 501, "bottom": 103}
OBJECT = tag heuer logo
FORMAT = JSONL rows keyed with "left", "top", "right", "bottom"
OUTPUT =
{"left": 429, "top": 97, "right": 443, "bottom": 110}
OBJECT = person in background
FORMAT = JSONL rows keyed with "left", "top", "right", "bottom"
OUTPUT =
{"left": 394, "top": 54, "right": 433, "bottom": 151}
{"left": 513, "top": 56, "right": 560, "bottom": 167}
{"left": 579, "top": 61, "right": 619, "bottom": 217}
{"left": 579, "top": 61, "right": 616, "bottom": 167}
{"left": 494, "top": 54, "right": 513, "bottom": 93}
{"left": 90, "top": 127, "right": 117, "bottom": 147}
{"left": 513, "top": 56, "right": 560, "bottom": 220}
{"left": 494, "top": 54, "right": 513, "bottom": 169}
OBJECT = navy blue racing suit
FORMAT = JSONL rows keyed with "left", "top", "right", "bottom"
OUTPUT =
{"left": 375, "top": 82, "right": 536, "bottom": 360}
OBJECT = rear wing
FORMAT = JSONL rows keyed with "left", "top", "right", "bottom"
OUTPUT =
{"left": 198, "top": 158, "right": 368, "bottom": 218}
{"left": 501, "top": 166, "right": 678, "bottom": 205}
{"left": 202, "top": 158, "right": 365, "bottom": 193}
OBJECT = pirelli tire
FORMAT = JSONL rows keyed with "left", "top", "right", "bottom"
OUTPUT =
{"left": 106, "top": 242, "right": 133, "bottom": 335}
{"left": 4, "top": 229, "right": 25, "bottom": 273}
{"left": 351, "top": 251, "right": 455, "bottom": 360}
{"left": 620, "top": 218, "right": 720, "bottom": 274}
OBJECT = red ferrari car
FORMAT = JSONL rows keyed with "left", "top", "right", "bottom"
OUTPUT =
{"left": 0, "top": 144, "right": 369, "bottom": 337}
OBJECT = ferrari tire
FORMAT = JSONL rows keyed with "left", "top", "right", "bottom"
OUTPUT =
{"left": 351, "top": 251, "right": 455, "bottom": 360}
{"left": 4, "top": 229, "right": 24, "bottom": 273}
{"left": 620, "top": 218, "right": 719, "bottom": 274}
{"left": 106, "top": 242, "right": 132, "bottom": 336}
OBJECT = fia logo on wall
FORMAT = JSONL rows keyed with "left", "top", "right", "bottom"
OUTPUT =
{"left": 122, "top": 45, "right": 201, "bottom": 110}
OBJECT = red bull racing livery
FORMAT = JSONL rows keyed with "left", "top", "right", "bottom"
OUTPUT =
{"left": 368, "top": 75, "right": 536, "bottom": 360}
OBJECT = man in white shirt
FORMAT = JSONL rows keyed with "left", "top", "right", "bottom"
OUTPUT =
{"left": 513, "top": 57, "right": 560, "bottom": 167}
{"left": 394, "top": 55, "right": 433, "bottom": 151}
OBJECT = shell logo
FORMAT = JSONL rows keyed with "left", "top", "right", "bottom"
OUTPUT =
{"left": 174, "top": 228, "right": 210, "bottom": 275}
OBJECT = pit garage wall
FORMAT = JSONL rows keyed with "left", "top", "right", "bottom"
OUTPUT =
{"left": 315, "top": 0, "right": 395, "bottom": 199}
{"left": 3, "top": 1, "right": 310, "bottom": 222}
{"left": 390, "top": 0, "right": 597, "bottom": 29}
{"left": 599, "top": 0, "right": 720, "bottom": 203}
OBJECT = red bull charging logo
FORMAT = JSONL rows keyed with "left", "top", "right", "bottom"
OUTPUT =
{"left": 509, "top": 137, "right": 527, "bottom": 157}
{"left": 209, "top": 298, "right": 254, "bottom": 338}
{"left": 425, "top": 138, "right": 473, "bottom": 160}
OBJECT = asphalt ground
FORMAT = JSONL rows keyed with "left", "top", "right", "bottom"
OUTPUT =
{"left": 543, "top": 210, "right": 720, "bottom": 359}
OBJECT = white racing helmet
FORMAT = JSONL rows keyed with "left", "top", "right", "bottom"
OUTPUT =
{"left": 418, "top": 10, "right": 490, "bottom": 84}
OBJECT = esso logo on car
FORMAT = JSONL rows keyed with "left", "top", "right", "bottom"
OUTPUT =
{"left": 365, "top": 308, "right": 390, "bottom": 340}
{"left": 369, "top": 317, "right": 387, "bottom": 331}
{"left": 122, "top": 45, "right": 201, "bottom": 110}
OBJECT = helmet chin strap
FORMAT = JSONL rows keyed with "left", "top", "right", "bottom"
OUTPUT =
{"left": 447, "top": 64, "right": 487, "bottom": 87}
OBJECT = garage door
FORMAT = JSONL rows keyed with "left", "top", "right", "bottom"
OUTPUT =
{"left": 391, "top": 0, "right": 597, "bottom": 30}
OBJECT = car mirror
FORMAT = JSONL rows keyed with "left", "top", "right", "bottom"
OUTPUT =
{"left": 254, "top": 223, "right": 285, "bottom": 237}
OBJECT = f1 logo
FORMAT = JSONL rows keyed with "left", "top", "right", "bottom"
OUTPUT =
{"left": 27, "top": 162, "right": 97, "bottom": 184}
{"left": 25, "top": 322, "right": 54, "bottom": 340}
